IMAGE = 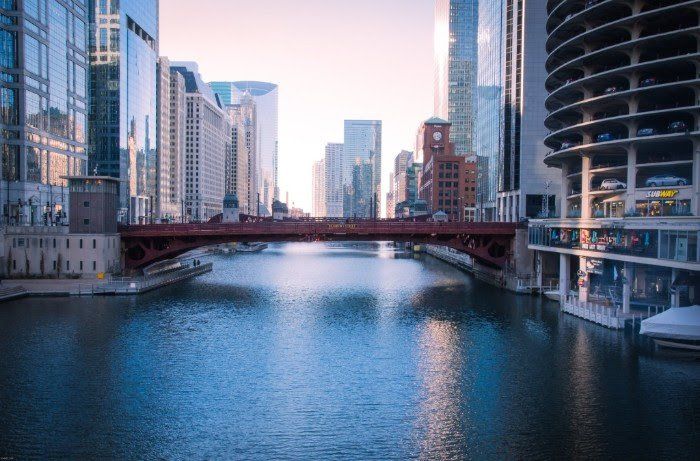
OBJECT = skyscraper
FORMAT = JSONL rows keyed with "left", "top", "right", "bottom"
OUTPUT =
{"left": 89, "top": 0, "right": 159, "bottom": 223}
{"left": 171, "top": 62, "right": 227, "bottom": 222}
{"left": 311, "top": 159, "right": 326, "bottom": 217}
{"left": 434, "top": 0, "right": 479, "bottom": 156}
{"left": 210, "top": 81, "right": 278, "bottom": 215}
{"left": 476, "top": 0, "right": 559, "bottom": 222}
{"left": 324, "top": 143, "right": 344, "bottom": 218}
{"left": 1, "top": 0, "right": 89, "bottom": 225}
{"left": 155, "top": 57, "right": 184, "bottom": 222}
{"left": 226, "top": 96, "right": 257, "bottom": 215}
{"left": 343, "top": 120, "right": 382, "bottom": 218}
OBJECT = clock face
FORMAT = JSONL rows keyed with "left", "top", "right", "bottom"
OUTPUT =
{"left": 433, "top": 131, "right": 443, "bottom": 142}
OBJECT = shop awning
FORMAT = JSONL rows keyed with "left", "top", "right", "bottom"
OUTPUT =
{"left": 640, "top": 306, "right": 700, "bottom": 340}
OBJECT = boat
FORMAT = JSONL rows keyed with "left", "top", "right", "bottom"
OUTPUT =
{"left": 544, "top": 290, "right": 561, "bottom": 301}
{"left": 640, "top": 306, "right": 700, "bottom": 351}
{"left": 237, "top": 242, "right": 268, "bottom": 253}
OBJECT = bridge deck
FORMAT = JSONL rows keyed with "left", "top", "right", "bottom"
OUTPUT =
{"left": 119, "top": 221, "right": 519, "bottom": 238}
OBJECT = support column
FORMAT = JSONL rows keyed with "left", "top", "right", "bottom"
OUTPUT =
{"left": 622, "top": 262, "right": 632, "bottom": 314}
{"left": 693, "top": 140, "right": 700, "bottom": 217}
{"left": 536, "top": 251, "right": 543, "bottom": 289}
{"left": 626, "top": 146, "right": 637, "bottom": 214}
{"left": 670, "top": 268, "right": 680, "bottom": 308}
{"left": 560, "top": 163, "right": 569, "bottom": 218}
{"left": 578, "top": 256, "right": 588, "bottom": 303}
{"left": 559, "top": 253, "right": 570, "bottom": 301}
{"left": 581, "top": 155, "right": 591, "bottom": 220}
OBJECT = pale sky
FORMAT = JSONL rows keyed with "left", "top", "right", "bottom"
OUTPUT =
{"left": 160, "top": 0, "right": 435, "bottom": 212}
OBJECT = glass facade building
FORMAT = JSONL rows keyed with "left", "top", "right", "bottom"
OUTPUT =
{"left": 343, "top": 120, "right": 382, "bottom": 218}
{"left": 434, "top": 0, "right": 478, "bottom": 156}
{"left": 210, "top": 81, "right": 278, "bottom": 216}
{"left": 0, "top": 0, "right": 89, "bottom": 225}
{"left": 476, "top": 0, "right": 558, "bottom": 222}
{"left": 88, "top": 0, "right": 158, "bottom": 223}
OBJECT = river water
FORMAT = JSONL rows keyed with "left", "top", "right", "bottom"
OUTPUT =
{"left": 0, "top": 243, "right": 698, "bottom": 459}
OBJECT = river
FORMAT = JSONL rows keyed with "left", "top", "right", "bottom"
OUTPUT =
{"left": 0, "top": 242, "right": 698, "bottom": 459}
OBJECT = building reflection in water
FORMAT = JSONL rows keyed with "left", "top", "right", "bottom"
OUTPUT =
{"left": 414, "top": 318, "right": 468, "bottom": 458}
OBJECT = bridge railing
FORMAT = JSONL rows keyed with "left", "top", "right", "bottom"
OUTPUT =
{"left": 119, "top": 220, "right": 519, "bottom": 237}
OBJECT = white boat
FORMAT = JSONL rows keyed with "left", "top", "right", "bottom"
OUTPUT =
{"left": 544, "top": 290, "right": 561, "bottom": 301}
{"left": 640, "top": 306, "right": 700, "bottom": 351}
{"left": 237, "top": 242, "right": 268, "bottom": 253}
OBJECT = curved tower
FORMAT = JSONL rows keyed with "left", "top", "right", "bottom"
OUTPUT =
{"left": 529, "top": 0, "right": 700, "bottom": 312}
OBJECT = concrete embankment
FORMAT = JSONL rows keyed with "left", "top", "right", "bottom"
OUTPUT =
{"left": 0, "top": 262, "right": 212, "bottom": 301}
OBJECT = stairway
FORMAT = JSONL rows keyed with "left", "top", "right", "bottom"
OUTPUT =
{"left": 0, "top": 285, "right": 27, "bottom": 302}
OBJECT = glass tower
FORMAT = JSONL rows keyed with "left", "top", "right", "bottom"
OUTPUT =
{"left": 88, "top": 0, "right": 158, "bottom": 223}
{"left": 0, "top": 0, "right": 89, "bottom": 226}
{"left": 434, "top": 0, "right": 479, "bottom": 156}
{"left": 343, "top": 120, "right": 382, "bottom": 218}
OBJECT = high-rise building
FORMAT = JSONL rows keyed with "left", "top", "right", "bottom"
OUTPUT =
{"left": 226, "top": 96, "right": 257, "bottom": 215}
{"left": 418, "top": 117, "right": 472, "bottom": 222}
{"left": 155, "top": 57, "right": 183, "bottom": 222}
{"left": 393, "top": 150, "right": 414, "bottom": 205}
{"left": 1, "top": 0, "right": 89, "bottom": 225}
{"left": 88, "top": 0, "right": 159, "bottom": 223}
{"left": 385, "top": 172, "right": 396, "bottom": 219}
{"left": 476, "top": 0, "right": 559, "bottom": 222}
{"left": 311, "top": 159, "right": 326, "bottom": 218}
{"left": 434, "top": 0, "right": 478, "bottom": 156}
{"left": 347, "top": 160, "right": 374, "bottom": 218}
{"left": 324, "top": 143, "right": 344, "bottom": 217}
{"left": 343, "top": 120, "right": 382, "bottom": 218}
{"left": 529, "top": 1, "right": 700, "bottom": 312}
{"left": 210, "top": 81, "right": 278, "bottom": 215}
{"left": 171, "top": 62, "right": 227, "bottom": 222}
{"left": 168, "top": 66, "right": 186, "bottom": 222}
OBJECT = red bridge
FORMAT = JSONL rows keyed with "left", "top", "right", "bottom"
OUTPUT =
{"left": 119, "top": 220, "right": 519, "bottom": 270}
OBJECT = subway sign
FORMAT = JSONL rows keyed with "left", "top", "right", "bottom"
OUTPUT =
{"left": 645, "top": 189, "right": 679, "bottom": 199}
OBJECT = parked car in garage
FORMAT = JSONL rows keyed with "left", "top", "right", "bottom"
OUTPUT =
{"left": 603, "top": 86, "right": 623, "bottom": 95}
{"left": 637, "top": 127, "right": 658, "bottom": 137}
{"left": 645, "top": 175, "right": 688, "bottom": 187}
{"left": 560, "top": 140, "right": 579, "bottom": 150}
{"left": 599, "top": 179, "right": 627, "bottom": 190}
{"left": 639, "top": 77, "right": 658, "bottom": 87}
{"left": 667, "top": 121, "right": 688, "bottom": 133}
{"left": 596, "top": 132, "right": 617, "bottom": 142}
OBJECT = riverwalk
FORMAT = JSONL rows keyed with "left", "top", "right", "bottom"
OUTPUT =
{"left": 0, "top": 262, "right": 212, "bottom": 300}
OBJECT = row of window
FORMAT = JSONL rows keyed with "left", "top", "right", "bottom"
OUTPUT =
{"left": 12, "top": 236, "right": 116, "bottom": 249}
{"left": 11, "top": 259, "right": 97, "bottom": 272}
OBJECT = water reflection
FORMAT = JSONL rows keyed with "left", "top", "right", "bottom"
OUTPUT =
{"left": 0, "top": 243, "right": 698, "bottom": 459}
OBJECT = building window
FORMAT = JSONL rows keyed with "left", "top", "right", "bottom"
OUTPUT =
{"left": 66, "top": 239, "right": 70, "bottom": 249}
{"left": 83, "top": 201, "right": 90, "bottom": 207}
{"left": 66, "top": 261, "right": 70, "bottom": 271}
{"left": 79, "top": 239, "right": 83, "bottom": 249}
{"left": 92, "top": 261, "right": 96, "bottom": 271}
{"left": 83, "top": 218, "right": 90, "bottom": 225}
{"left": 92, "top": 239, "right": 96, "bottom": 249}
{"left": 659, "top": 230, "right": 698, "bottom": 262}
{"left": 53, "top": 238, "right": 56, "bottom": 248}
{"left": 53, "top": 260, "right": 56, "bottom": 270}
{"left": 80, "top": 261, "right": 83, "bottom": 271}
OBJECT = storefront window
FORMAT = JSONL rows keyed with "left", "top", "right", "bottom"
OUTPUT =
{"left": 660, "top": 230, "right": 698, "bottom": 262}
{"left": 635, "top": 200, "right": 693, "bottom": 217}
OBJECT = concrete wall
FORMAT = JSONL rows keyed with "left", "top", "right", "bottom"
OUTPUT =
{"left": 1, "top": 227, "right": 121, "bottom": 278}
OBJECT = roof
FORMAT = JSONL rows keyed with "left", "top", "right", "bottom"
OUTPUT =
{"left": 425, "top": 116, "right": 449, "bottom": 125}
{"left": 171, "top": 62, "right": 222, "bottom": 109}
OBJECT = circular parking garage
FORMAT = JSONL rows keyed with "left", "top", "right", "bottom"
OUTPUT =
{"left": 544, "top": 0, "right": 700, "bottom": 220}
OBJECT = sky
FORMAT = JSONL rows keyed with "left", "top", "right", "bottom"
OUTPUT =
{"left": 160, "top": 0, "right": 435, "bottom": 212}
